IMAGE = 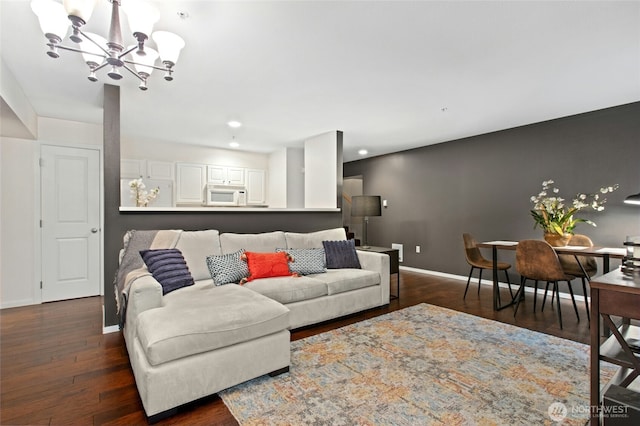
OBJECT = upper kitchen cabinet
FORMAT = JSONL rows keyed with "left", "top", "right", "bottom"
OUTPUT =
{"left": 146, "top": 160, "right": 174, "bottom": 180}
{"left": 121, "top": 159, "right": 145, "bottom": 179}
{"left": 207, "top": 165, "right": 245, "bottom": 186}
{"left": 176, "top": 163, "right": 206, "bottom": 205}
{"left": 121, "top": 159, "right": 174, "bottom": 180}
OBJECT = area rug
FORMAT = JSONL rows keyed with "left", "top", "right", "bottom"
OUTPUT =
{"left": 219, "top": 303, "right": 617, "bottom": 425}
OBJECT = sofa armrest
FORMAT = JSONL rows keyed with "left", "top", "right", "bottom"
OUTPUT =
{"left": 356, "top": 250, "right": 390, "bottom": 303}
{"left": 125, "top": 269, "right": 163, "bottom": 323}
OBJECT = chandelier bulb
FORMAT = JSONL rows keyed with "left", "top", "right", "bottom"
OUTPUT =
{"left": 45, "top": 33, "right": 62, "bottom": 45}
{"left": 139, "top": 80, "right": 148, "bottom": 91}
{"left": 107, "top": 66, "right": 123, "bottom": 80}
{"left": 133, "top": 32, "right": 148, "bottom": 52}
{"left": 87, "top": 62, "right": 98, "bottom": 82}
{"left": 46, "top": 43, "right": 60, "bottom": 59}
{"left": 163, "top": 69, "right": 174, "bottom": 82}
{"left": 69, "top": 21, "right": 84, "bottom": 43}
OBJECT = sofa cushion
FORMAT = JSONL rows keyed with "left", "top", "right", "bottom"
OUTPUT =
{"left": 206, "top": 249, "right": 249, "bottom": 285}
{"left": 136, "top": 284, "right": 290, "bottom": 366}
{"left": 139, "top": 249, "right": 195, "bottom": 295}
{"left": 323, "top": 239, "right": 362, "bottom": 269}
{"left": 309, "top": 269, "right": 381, "bottom": 295}
{"left": 243, "top": 276, "right": 328, "bottom": 304}
{"left": 284, "top": 228, "right": 347, "bottom": 249}
{"left": 220, "top": 231, "right": 287, "bottom": 254}
{"left": 276, "top": 248, "right": 326, "bottom": 275}
{"left": 175, "top": 230, "right": 222, "bottom": 281}
{"left": 241, "top": 251, "right": 297, "bottom": 283}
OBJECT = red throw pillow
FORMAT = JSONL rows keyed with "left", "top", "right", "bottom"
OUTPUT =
{"left": 240, "top": 251, "right": 298, "bottom": 284}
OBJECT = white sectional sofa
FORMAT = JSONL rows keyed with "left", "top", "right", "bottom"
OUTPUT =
{"left": 119, "top": 227, "right": 390, "bottom": 421}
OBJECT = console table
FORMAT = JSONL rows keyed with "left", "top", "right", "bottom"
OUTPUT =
{"left": 356, "top": 246, "right": 400, "bottom": 299}
{"left": 590, "top": 269, "right": 640, "bottom": 424}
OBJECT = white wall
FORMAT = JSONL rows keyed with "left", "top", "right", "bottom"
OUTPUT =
{"left": 0, "top": 57, "right": 38, "bottom": 139}
{"left": 304, "top": 131, "right": 338, "bottom": 208}
{"left": 0, "top": 138, "right": 38, "bottom": 308}
{"left": 286, "top": 147, "right": 304, "bottom": 208}
{"left": 0, "top": 117, "right": 102, "bottom": 309}
{"left": 122, "top": 136, "right": 269, "bottom": 169}
{"left": 267, "top": 147, "right": 305, "bottom": 209}
{"left": 268, "top": 148, "right": 287, "bottom": 208}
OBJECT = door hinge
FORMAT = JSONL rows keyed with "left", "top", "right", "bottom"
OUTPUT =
{"left": 40, "top": 281, "right": 43, "bottom": 289}
{"left": 39, "top": 158, "right": 43, "bottom": 167}
{"left": 40, "top": 219, "right": 43, "bottom": 228}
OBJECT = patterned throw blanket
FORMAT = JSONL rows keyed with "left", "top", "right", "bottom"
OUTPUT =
{"left": 114, "top": 229, "right": 182, "bottom": 327}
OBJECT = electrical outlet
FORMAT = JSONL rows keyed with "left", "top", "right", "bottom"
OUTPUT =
{"left": 416, "top": 245, "right": 421, "bottom": 253}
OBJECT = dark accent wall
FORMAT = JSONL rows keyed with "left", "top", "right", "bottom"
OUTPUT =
{"left": 102, "top": 86, "right": 342, "bottom": 327}
{"left": 345, "top": 102, "right": 640, "bottom": 287}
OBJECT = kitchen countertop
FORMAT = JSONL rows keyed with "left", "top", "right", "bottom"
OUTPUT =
{"left": 119, "top": 206, "right": 341, "bottom": 212}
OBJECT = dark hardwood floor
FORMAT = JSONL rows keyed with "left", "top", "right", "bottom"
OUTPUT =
{"left": 0, "top": 270, "right": 591, "bottom": 425}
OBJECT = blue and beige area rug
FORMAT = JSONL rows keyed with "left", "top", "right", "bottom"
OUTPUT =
{"left": 220, "top": 303, "right": 616, "bottom": 425}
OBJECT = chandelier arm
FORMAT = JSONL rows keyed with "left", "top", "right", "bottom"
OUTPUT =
{"left": 118, "top": 45, "right": 138, "bottom": 59}
{"left": 123, "top": 60, "right": 170, "bottom": 73}
{"left": 76, "top": 27, "right": 111, "bottom": 57}
{"left": 121, "top": 63, "right": 145, "bottom": 82}
{"left": 92, "top": 61, "right": 110, "bottom": 72}
{"left": 51, "top": 43, "right": 106, "bottom": 58}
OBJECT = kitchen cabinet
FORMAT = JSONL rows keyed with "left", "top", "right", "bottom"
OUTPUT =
{"left": 121, "top": 159, "right": 174, "bottom": 180}
{"left": 146, "top": 160, "right": 174, "bottom": 180}
{"left": 176, "top": 163, "right": 206, "bottom": 204}
{"left": 245, "top": 169, "right": 266, "bottom": 205}
{"left": 207, "top": 165, "right": 245, "bottom": 186}
{"left": 121, "top": 159, "right": 146, "bottom": 179}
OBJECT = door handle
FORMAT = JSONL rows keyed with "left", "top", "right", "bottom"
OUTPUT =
{"left": 91, "top": 228, "right": 99, "bottom": 233}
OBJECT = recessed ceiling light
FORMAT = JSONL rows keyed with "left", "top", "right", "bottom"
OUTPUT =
{"left": 358, "top": 149, "right": 368, "bottom": 156}
{"left": 227, "top": 120, "right": 242, "bottom": 128}
{"left": 229, "top": 141, "right": 240, "bottom": 148}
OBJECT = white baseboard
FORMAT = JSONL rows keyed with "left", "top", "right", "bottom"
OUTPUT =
{"left": 102, "top": 303, "right": 120, "bottom": 334}
{"left": 399, "top": 266, "right": 587, "bottom": 302}
{"left": 103, "top": 324, "right": 120, "bottom": 334}
{"left": 0, "top": 298, "right": 37, "bottom": 309}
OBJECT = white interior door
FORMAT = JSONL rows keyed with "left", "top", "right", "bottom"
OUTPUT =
{"left": 41, "top": 145, "right": 101, "bottom": 302}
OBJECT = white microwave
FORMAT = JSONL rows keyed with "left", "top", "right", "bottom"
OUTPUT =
{"left": 204, "top": 184, "right": 247, "bottom": 206}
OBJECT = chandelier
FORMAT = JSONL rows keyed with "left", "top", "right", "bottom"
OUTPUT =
{"left": 30, "top": 0, "right": 185, "bottom": 90}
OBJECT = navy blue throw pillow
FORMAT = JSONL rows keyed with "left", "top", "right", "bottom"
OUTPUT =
{"left": 322, "top": 240, "right": 361, "bottom": 269}
{"left": 140, "top": 248, "right": 195, "bottom": 295}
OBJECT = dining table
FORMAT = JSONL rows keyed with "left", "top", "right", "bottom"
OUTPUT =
{"left": 477, "top": 240, "right": 627, "bottom": 311}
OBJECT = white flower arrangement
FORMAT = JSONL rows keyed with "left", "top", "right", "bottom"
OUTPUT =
{"left": 530, "top": 179, "right": 618, "bottom": 236}
{"left": 129, "top": 178, "right": 160, "bottom": 207}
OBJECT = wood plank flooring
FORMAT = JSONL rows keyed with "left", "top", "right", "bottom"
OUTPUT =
{"left": 0, "top": 270, "right": 591, "bottom": 425}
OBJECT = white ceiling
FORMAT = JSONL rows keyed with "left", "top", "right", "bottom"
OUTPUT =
{"left": 2, "top": 0, "right": 639, "bottom": 161}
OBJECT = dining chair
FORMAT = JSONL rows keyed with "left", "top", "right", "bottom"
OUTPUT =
{"left": 557, "top": 234, "right": 597, "bottom": 323}
{"left": 514, "top": 239, "right": 579, "bottom": 329}
{"left": 462, "top": 233, "right": 513, "bottom": 300}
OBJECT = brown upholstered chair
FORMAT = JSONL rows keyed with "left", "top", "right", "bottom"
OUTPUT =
{"left": 462, "top": 233, "right": 513, "bottom": 300}
{"left": 514, "top": 240, "right": 579, "bottom": 329}
{"left": 558, "top": 234, "right": 597, "bottom": 323}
